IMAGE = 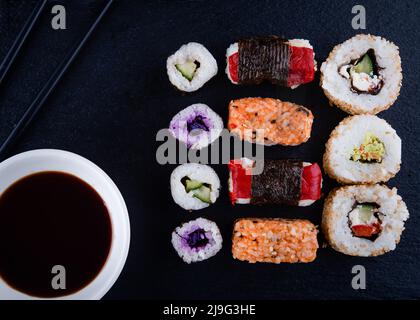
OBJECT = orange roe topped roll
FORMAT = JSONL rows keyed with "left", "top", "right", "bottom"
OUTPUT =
{"left": 232, "top": 218, "right": 318, "bottom": 264}
{"left": 228, "top": 98, "right": 314, "bottom": 146}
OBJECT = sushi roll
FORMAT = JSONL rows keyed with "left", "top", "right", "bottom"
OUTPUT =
{"left": 228, "top": 158, "right": 322, "bottom": 206}
{"left": 321, "top": 34, "right": 402, "bottom": 115}
{"left": 172, "top": 218, "right": 223, "bottom": 263}
{"left": 226, "top": 36, "right": 316, "bottom": 88}
{"left": 167, "top": 42, "right": 218, "bottom": 92}
{"left": 169, "top": 103, "right": 223, "bottom": 149}
{"left": 228, "top": 98, "right": 314, "bottom": 146}
{"left": 323, "top": 115, "right": 401, "bottom": 184}
{"left": 322, "top": 185, "right": 409, "bottom": 257}
{"left": 170, "top": 163, "right": 220, "bottom": 210}
{"left": 232, "top": 218, "right": 318, "bottom": 263}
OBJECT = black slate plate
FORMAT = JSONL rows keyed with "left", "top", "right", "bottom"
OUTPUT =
{"left": 0, "top": 0, "right": 419, "bottom": 300}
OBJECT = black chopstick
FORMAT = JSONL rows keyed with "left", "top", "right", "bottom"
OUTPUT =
{"left": 0, "top": 0, "right": 48, "bottom": 84}
{"left": 0, "top": 0, "right": 114, "bottom": 160}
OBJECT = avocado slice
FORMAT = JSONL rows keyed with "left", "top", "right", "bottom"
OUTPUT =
{"left": 192, "top": 185, "right": 212, "bottom": 204}
{"left": 185, "top": 179, "right": 203, "bottom": 192}
{"left": 175, "top": 61, "right": 198, "bottom": 81}
{"left": 353, "top": 53, "right": 373, "bottom": 75}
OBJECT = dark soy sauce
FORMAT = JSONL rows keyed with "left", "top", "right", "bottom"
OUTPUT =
{"left": 0, "top": 171, "right": 112, "bottom": 298}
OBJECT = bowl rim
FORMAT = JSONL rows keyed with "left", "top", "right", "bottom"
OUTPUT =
{"left": 0, "top": 149, "right": 131, "bottom": 300}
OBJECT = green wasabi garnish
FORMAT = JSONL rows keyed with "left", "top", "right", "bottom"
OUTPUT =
{"left": 351, "top": 132, "right": 385, "bottom": 163}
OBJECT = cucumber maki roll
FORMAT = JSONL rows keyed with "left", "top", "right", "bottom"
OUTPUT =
{"left": 321, "top": 34, "right": 402, "bottom": 115}
{"left": 322, "top": 185, "right": 409, "bottom": 257}
{"left": 170, "top": 163, "right": 220, "bottom": 210}
{"left": 169, "top": 103, "right": 223, "bottom": 149}
{"left": 172, "top": 218, "right": 223, "bottom": 263}
{"left": 323, "top": 115, "right": 401, "bottom": 184}
{"left": 167, "top": 42, "right": 218, "bottom": 92}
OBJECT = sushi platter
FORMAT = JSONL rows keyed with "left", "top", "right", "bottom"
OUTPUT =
{"left": 0, "top": 0, "right": 419, "bottom": 300}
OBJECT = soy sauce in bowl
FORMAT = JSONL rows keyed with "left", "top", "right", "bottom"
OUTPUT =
{"left": 0, "top": 171, "right": 112, "bottom": 298}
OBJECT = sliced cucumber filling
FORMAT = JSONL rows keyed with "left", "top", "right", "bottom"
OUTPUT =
{"left": 181, "top": 177, "right": 212, "bottom": 203}
{"left": 185, "top": 179, "right": 203, "bottom": 192}
{"left": 175, "top": 61, "right": 198, "bottom": 81}
{"left": 353, "top": 53, "right": 374, "bottom": 75}
{"left": 192, "top": 185, "right": 212, "bottom": 204}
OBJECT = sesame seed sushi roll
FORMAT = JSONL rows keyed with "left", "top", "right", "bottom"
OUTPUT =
{"left": 167, "top": 42, "right": 218, "bottom": 92}
{"left": 322, "top": 185, "right": 409, "bottom": 257}
{"left": 170, "top": 163, "right": 220, "bottom": 211}
{"left": 321, "top": 34, "right": 402, "bottom": 115}
{"left": 172, "top": 218, "right": 223, "bottom": 263}
{"left": 228, "top": 158, "right": 322, "bottom": 206}
{"left": 232, "top": 218, "right": 318, "bottom": 264}
{"left": 228, "top": 98, "right": 314, "bottom": 146}
{"left": 226, "top": 36, "right": 316, "bottom": 88}
{"left": 323, "top": 115, "right": 401, "bottom": 184}
{"left": 169, "top": 103, "right": 223, "bottom": 149}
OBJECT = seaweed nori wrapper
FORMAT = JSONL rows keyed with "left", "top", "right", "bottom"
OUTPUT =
{"left": 251, "top": 160, "right": 302, "bottom": 205}
{"left": 238, "top": 36, "right": 290, "bottom": 85}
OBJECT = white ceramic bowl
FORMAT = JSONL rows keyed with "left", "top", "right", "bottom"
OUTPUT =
{"left": 0, "top": 149, "right": 130, "bottom": 300}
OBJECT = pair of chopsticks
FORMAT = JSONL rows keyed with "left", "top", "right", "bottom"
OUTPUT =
{"left": 0, "top": 0, "right": 114, "bottom": 160}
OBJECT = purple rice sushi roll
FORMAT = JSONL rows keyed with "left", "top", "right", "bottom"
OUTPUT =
{"left": 171, "top": 218, "right": 223, "bottom": 263}
{"left": 169, "top": 103, "right": 223, "bottom": 149}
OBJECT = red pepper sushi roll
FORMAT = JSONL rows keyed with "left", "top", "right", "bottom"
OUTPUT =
{"left": 226, "top": 36, "right": 316, "bottom": 88}
{"left": 228, "top": 158, "right": 322, "bottom": 206}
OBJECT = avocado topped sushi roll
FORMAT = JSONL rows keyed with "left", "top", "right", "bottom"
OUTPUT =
{"left": 322, "top": 185, "right": 409, "bottom": 257}
{"left": 170, "top": 163, "right": 220, "bottom": 210}
{"left": 323, "top": 115, "right": 401, "bottom": 184}
{"left": 321, "top": 34, "right": 402, "bottom": 115}
{"left": 167, "top": 42, "right": 218, "bottom": 92}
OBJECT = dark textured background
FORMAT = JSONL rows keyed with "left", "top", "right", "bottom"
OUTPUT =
{"left": 0, "top": 0, "right": 419, "bottom": 300}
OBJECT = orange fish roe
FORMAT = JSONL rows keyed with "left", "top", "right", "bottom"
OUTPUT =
{"left": 232, "top": 218, "right": 318, "bottom": 263}
{"left": 228, "top": 98, "right": 313, "bottom": 146}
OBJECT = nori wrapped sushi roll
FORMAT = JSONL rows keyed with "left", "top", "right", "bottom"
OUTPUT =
{"left": 226, "top": 36, "right": 316, "bottom": 88}
{"left": 172, "top": 218, "right": 223, "bottom": 263}
{"left": 228, "top": 158, "right": 322, "bottom": 206}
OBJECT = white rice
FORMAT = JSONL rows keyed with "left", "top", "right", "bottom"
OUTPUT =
{"left": 322, "top": 185, "right": 409, "bottom": 257}
{"left": 323, "top": 115, "right": 401, "bottom": 184}
{"left": 171, "top": 218, "right": 223, "bottom": 263}
{"left": 170, "top": 163, "right": 220, "bottom": 210}
{"left": 167, "top": 42, "right": 218, "bottom": 92}
{"left": 321, "top": 34, "right": 402, "bottom": 115}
